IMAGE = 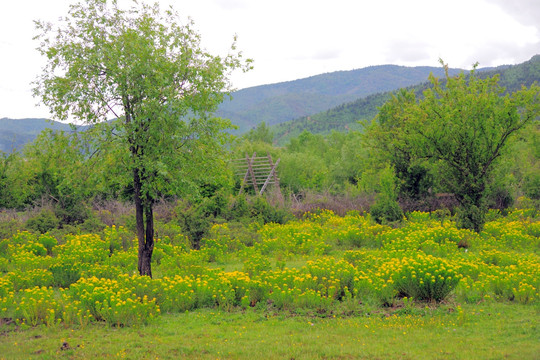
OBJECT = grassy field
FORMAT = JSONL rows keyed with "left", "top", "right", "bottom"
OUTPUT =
{"left": 1, "top": 208, "right": 539, "bottom": 359}
{"left": 1, "top": 303, "right": 538, "bottom": 359}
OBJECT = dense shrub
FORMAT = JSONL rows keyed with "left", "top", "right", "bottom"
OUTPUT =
{"left": 370, "top": 166, "right": 403, "bottom": 225}
{"left": 392, "top": 255, "right": 462, "bottom": 302}
{"left": 1, "top": 208, "right": 539, "bottom": 328}
{"left": 25, "top": 209, "right": 59, "bottom": 234}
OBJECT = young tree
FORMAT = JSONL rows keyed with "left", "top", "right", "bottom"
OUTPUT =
{"left": 33, "top": 0, "right": 251, "bottom": 276}
{"left": 369, "top": 62, "right": 540, "bottom": 232}
{"left": 244, "top": 122, "right": 274, "bottom": 144}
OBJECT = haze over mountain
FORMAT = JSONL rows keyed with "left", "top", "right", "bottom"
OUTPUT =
{"left": 1, "top": 55, "right": 538, "bottom": 152}
{"left": 0, "top": 118, "right": 75, "bottom": 153}
{"left": 216, "top": 65, "right": 465, "bottom": 133}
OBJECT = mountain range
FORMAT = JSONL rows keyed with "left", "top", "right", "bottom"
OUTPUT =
{"left": 1, "top": 55, "right": 539, "bottom": 152}
{"left": 215, "top": 65, "right": 465, "bottom": 132}
{"left": 271, "top": 55, "right": 539, "bottom": 144}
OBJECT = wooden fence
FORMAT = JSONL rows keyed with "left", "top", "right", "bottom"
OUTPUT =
{"left": 233, "top": 152, "right": 282, "bottom": 199}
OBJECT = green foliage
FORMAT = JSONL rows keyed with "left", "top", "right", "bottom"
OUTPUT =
{"left": 392, "top": 255, "right": 462, "bottom": 302}
{"left": 243, "top": 122, "right": 274, "bottom": 144}
{"left": 50, "top": 262, "right": 81, "bottom": 288}
{"left": 1, "top": 209, "right": 539, "bottom": 331}
{"left": 33, "top": 0, "right": 251, "bottom": 276}
{"left": 248, "top": 196, "right": 292, "bottom": 225}
{"left": 19, "top": 130, "right": 94, "bottom": 225}
{"left": 369, "top": 62, "right": 540, "bottom": 232}
{"left": 242, "top": 254, "right": 271, "bottom": 276}
{"left": 370, "top": 166, "right": 403, "bottom": 225}
{"left": 25, "top": 209, "right": 59, "bottom": 234}
{"left": 174, "top": 200, "right": 216, "bottom": 250}
{"left": 272, "top": 56, "right": 540, "bottom": 144}
{"left": 0, "top": 219, "right": 23, "bottom": 242}
{"left": 37, "top": 234, "right": 57, "bottom": 256}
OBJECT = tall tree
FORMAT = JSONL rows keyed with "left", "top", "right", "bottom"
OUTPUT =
{"left": 369, "top": 61, "right": 540, "bottom": 232}
{"left": 33, "top": 0, "right": 251, "bottom": 276}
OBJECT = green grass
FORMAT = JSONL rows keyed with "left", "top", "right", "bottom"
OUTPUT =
{"left": 1, "top": 302, "right": 538, "bottom": 360}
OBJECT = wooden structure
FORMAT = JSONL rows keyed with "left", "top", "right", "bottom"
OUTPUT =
{"left": 234, "top": 152, "right": 282, "bottom": 198}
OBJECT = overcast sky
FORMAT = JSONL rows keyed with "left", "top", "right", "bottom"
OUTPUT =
{"left": 1, "top": 0, "right": 539, "bottom": 120}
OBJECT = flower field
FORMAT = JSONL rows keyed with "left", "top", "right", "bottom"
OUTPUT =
{"left": 1, "top": 209, "right": 538, "bottom": 328}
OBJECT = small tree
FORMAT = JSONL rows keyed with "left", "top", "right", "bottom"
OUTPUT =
{"left": 33, "top": 0, "right": 251, "bottom": 276}
{"left": 370, "top": 164, "right": 403, "bottom": 225}
{"left": 370, "top": 61, "right": 540, "bottom": 232}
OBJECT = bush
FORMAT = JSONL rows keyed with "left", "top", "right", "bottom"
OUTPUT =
{"left": 249, "top": 196, "right": 292, "bottom": 225}
{"left": 0, "top": 219, "right": 23, "bottom": 241}
{"left": 370, "top": 198, "right": 403, "bottom": 225}
{"left": 50, "top": 262, "right": 81, "bottom": 288}
{"left": 370, "top": 166, "right": 403, "bottom": 225}
{"left": 37, "top": 233, "right": 57, "bottom": 255}
{"left": 174, "top": 200, "right": 213, "bottom": 250}
{"left": 456, "top": 204, "right": 486, "bottom": 233}
{"left": 523, "top": 172, "right": 540, "bottom": 199}
{"left": 25, "top": 209, "right": 59, "bottom": 234}
{"left": 243, "top": 253, "right": 271, "bottom": 276}
{"left": 392, "top": 255, "right": 461, "bottom": 302}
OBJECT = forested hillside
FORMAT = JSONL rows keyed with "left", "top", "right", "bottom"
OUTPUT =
{"left": 272, "top": 55, "right": 540, "bottom": 145}
{"left": 215, "top": 65, "right": 464, "bottom": 132}
{"left": 0, "top": 65, "right": 463, "bottom": 152}
{"left": 2, "top": 56, "right": 538, "bottom": 152}
{"left": 0, "top": 118, "right": 75, "bottom": 152}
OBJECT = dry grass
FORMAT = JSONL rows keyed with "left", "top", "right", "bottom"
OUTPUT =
{"left": 289, "top": 190, "right": 373, "bottom": 217}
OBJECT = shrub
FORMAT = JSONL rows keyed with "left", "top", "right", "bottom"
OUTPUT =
{"left": 9, "top": 269, "right": 54, "bottom": 290}
{"left": 243, "top": 253, "right": 271, "bottom": 276}
{"left": 392, "top": 255, "right": 462, "bottom": 302}
{"left": 249, "top": 196, "right": 292, "bottom": 225}
{"left": 25, "top": 209, "right": 59, "bottom": 234}
{"left": 370, "top": 166, "right": 403, "bottom": 225}
{"left": 13, "top": 286, "right": 60, "bottom": 326}
{"left": 0, "top": 219, "right": 23, "bottom": 241}
{"left": 50, "top": 262, "right": 81, "bottom": 288}
{"left": 37, "top": 233, "right": 57, "bottom": 255}
{"left": 370, "top": 199, "right": 403, "bottom": 225}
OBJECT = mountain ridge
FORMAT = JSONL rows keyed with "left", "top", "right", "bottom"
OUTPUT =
{"left": 270, "top": 55, "right": 540, "bottom": 144}
{"left": 216, "top": 64, "right": 465, "bottom": 132}
{"left": 2, "top": 56, "right": 538, "bottom": 152}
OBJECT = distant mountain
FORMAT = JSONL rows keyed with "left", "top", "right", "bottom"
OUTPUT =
{"left": 2, "top": 65, "right": 464, "bottom": 152}
{"left": 271, "top": 55, "right": 540, "bottom": 145}
{"left": 3, "top": 55, "right": 538, "bottom": 152}
{"left": 0, "top": 118, "right": 74, "bottom": 152}
{"left": 216, "top": 65, "right": 465, "bottom": 133}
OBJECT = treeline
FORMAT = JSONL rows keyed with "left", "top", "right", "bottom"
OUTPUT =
{"left": 0, "top": 107, "right": 538, "bottom": 230}
{"left": 0, "top": 66, "right": 539, "bottom": 241}
{"left": 241, "top": 120, "right": 539, "bottom": 208}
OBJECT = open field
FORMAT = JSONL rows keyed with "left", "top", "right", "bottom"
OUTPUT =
{"left": 1, "top": 208, "right": 539, "bottom": 359}
{"left": 1, "top": 303, "right": 538, "bottom": 359}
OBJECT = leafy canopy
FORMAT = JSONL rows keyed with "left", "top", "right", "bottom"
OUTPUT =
{"left": 33, "top": 0, "right": 252, "bottom": 198}
{"left": 33, "top": 0, "right": 252, "bottom": 276}
{"left": 369, "top": 61, "right": 540, "bottom": 232}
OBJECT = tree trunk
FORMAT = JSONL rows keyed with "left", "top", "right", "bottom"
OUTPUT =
{"left": 455, "top": 180, "right": 487, "bottom": 233}
{"left": 141, "top": 201, "right": 154, "bottom": 277}
{"left": 134, "top": 167, "right": 154, "bottom": 277}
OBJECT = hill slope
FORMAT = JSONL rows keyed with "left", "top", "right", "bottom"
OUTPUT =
{"left": 0, "top": 118, "right": 75, "bottom": 152}
{"left": 3, "top": 56, "right": 538, "bottom": 151}
{"left": 271, "top": 55, "right": 540, "bottom": 145}
{"left": 216, "top": 65, "right": 464, "bottom": 132}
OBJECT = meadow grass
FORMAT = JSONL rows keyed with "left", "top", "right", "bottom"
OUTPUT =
{"left": 1, "top": 209, "right": 538, "bottom": 359}
{"left": 1, "top": 302, "right": 538, "bottom": 359}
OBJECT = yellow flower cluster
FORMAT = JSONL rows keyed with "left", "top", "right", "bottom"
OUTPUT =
{"left": 0, "top": 207, "right": 538, "bottom": 327}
